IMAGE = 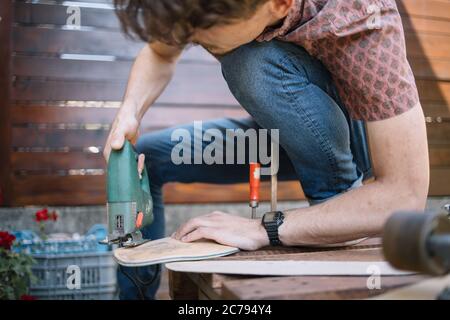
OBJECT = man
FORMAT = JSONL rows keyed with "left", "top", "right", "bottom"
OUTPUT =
{"left": 105, "top": 0, "right": 429, "bottom": 299}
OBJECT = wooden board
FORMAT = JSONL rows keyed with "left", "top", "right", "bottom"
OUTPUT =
{"left": 371, "top": 274, "right": 450, "bottom": 300}
{"left": 9, "top": 167, "right": 450, "bottom": 206}
{"left": 12, "top": 63, "right": 237, "bottom": 105}
{"left": 221, "top": 275, "right": 425, "bottom": 300}
{"left": 397, "top": 0, "right": 450, "bottom": 20}
{"left": 10, "top": 177, "right": 305, "bottom": 206}
{"left": 167, "top": 237, "right": 427, "bottom": 300}
{"left": 114, "top": 237, "right": 239, "bottom": 267}
{"left": 0, "top": 0, "right": 13, "bottom": 205}
{"left": 165, "top": 260, "right": 413, "bottom": 276}
{"left": 14, "top": 1, "right": 121, "bottom": 30}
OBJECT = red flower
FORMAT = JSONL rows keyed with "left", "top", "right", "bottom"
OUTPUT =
{"left": 0, "top": 231, "right": 16, "bottom": 250}
{"left": 35, "top": 209, "right": 49, "bottom": 222}
{"left": 20, "top": 295, "right": 37, "bottom": 300}
{"left": 50, "top": 211, "right": 59, "bottom": 222}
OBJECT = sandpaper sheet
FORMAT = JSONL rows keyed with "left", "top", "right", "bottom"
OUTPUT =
{"left": 114, "top": 237, "right": 239, "bottom": 267}
{"left": 165, "top": 260, "right": 414, "bottom": 276}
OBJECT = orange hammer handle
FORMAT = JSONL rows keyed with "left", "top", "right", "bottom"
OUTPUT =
{"left": 249, "top": 163, "right": 261, "bottom": 204}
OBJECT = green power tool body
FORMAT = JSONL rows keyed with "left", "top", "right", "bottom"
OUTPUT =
{"left": 101, "top": 140, "right": 153, "bottom": 248}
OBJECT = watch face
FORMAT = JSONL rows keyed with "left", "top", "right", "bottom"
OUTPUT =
{"left": 263, "top": 212, "right": 277, "bottom": 223}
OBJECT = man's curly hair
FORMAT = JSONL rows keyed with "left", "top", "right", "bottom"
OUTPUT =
{"left": 114, "top": 0, "right": 270, "bottom": 47}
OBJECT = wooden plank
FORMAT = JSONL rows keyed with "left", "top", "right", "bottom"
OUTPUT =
{"left": 10, "top": 105, "right": 248, "bottom": 125}
{"left": 13, "top": 25, "right": 143, "bottom": 58}
{"left": 169, "top": 271, "right": 199, "bottom": 300}
{"left": 12, "top": 79, "right": 126, "bottom": 101}
{"left": 422, "top": 102, "right": 450, "bottom": 117}
{"left": 11, "top": 175, "right": 106, "bottom": 205}
{"left": 31, "top": 0, "right": 113, "bottom": 3}
{"left": 371, "top": 274, "right": 450, "bottom": 300}
{"left": 199, "top": 273, "right": 250, "bottom": 290}
{"left": 11, "top": 70, "right": 448, "bottom": 107}
{"left": 11, "top": 127, "right": 109, "bottom": 148}
{"left": 11, "top": 142, "right": 447, "bottom": 172}
{"left": 9, "top": 175, "right": 305, "bottom": 206}
{"left": 165, "top": 260, "right": 412, "bottom": 276}
{"left": 13, "top": 146, "right": 449, "bottom": 175}
{"left": 221, "top": 275, "right": 424, "bottom": 300}
{"left": 402, "top": 15, "right": 450, "bottom": 36}
{"left": 429, "top": 167, "right": 450, "bottom": 196}
{"left": 13, "top": 50, "right": 216, "bottom": 82}
{"left": 190, "top": 273, "right": 223, "bottom": 300}
{"left": 197, "top": 239, "right": 383, "bottom": 290}
{"left": 11, "top": 25, "right": 214, "bottom": 64}
{"left": 12, "top": 24, "right": 450, "bottom": 61}
{"left": 14, "top": 2, "right": 120, "bottom": 30}
{"left": 11, "top": 105, "right": 118, "bottom": 124}
{"left": 416, "top": 79, "right": 450, "bottom": 105}
{"left": 429, "top": 145, "right": 450, "bottom": 167}
{"left": 163, "top": 180, "right": 305, "bottom": 204}
{"left": 406, "top": 32, "right": 450, "bottom": 60}
{"left": 13, "top": 56, "right": 133, "bottom": 81}
{"left": 410, "top": 57, "right": 450, "bottom": 82}
{"left": 10, "top": 108, "right": 249, "bottom": 148}
{"left": 13, "top": 51, "right": 216, "bottom": 79}
{"left": 0, "top": 0, "right": 13, "bottom": 206}
{"left": 11, "top": 152, "right": 105, "bottom": 171}
{"left": 12, "top": 63, "right": 237, "bottom": 104}
{"left": 11, "top": 122, "right": 445, "bottom": 151}
{"left": 12, "top": 54, "right": 450, "bottom": 83}
{"left": 427, "top": 122, "right": 450, "bottom": 143}
{"left": 12, "top": 1, "right": 450, "bottom": 32}
{"left": 10, "top": 165, "right": 450, "bottom": 206}
{"left": 397, "top": 0, "right": 450, "bottom": 20}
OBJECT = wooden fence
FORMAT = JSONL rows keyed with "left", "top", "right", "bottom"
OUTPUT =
{"left": 0, "top": 0, "right": 448, "bottom": 206}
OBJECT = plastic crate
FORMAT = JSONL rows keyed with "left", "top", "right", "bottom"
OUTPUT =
{"left": 30, "top": 252, "right": 118, "bottom": 300}
{"left": 12, "top": 225, "right": 118, "bottom": 300}
{"left": 12, "top": 224, "right": 109, "bottom": 255}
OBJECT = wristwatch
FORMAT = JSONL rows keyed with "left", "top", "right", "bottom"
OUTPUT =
{"left": 262, "top": 211, "right": 285, "bottom": 246}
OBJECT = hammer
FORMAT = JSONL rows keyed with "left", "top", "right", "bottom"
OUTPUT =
{"left": 249, "top": 141, "right": 278, "bottom": 219}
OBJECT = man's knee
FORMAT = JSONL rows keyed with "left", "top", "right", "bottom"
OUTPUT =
{"left": 220, "top": 40, "right": 311, "bottom": 105}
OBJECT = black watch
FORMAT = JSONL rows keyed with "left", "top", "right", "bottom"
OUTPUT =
{"left": 262, "top": 211, "right": 285, "bottom": 246}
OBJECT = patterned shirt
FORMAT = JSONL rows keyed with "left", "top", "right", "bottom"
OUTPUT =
{"left": 257, "top": 0, "right": 419, "bottom": 121}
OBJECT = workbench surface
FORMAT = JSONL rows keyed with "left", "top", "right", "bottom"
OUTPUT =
{"left": 168, "top": 238, "right": 424, "bottom": 300}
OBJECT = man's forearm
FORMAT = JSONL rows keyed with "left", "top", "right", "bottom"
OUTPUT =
{"left": 104, "top": 42, "right": 181, "bottom": 160}
{"left": 120, "top": 43, "right": 180, "bottom": 121}
{"left": 279, "top": 180, "right": 426, "bottom": 246}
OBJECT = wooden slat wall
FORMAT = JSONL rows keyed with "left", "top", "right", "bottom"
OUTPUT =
{"left": 0, "top": 1, "right": 13, "bottom": 206}
{"left": 0, "top": 0, "right": 449, "bottom": 206}
{"left": 397, "top": 0, "right": 450, "bottom": 196}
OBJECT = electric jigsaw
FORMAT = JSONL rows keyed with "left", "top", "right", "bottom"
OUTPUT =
{"left": 100, "top": 140, "right": 153, "bottom": 248}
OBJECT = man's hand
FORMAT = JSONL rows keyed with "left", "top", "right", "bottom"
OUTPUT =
{"left": 103, "top": 111, "right": 140, "bottom": 161}
{"left": 103, "top": 110, "right": 146, "bottom": 177}
{"left": 172, "top": 212, "right": 270, "bottom": 251}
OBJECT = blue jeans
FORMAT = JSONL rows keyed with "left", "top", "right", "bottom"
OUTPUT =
{"left": 117, "top": 40, "right": 372, "bottom": 299}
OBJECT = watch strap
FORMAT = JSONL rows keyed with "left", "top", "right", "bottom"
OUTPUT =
{"left": 262, "top": 211, "right": 284, "bottom": 246}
